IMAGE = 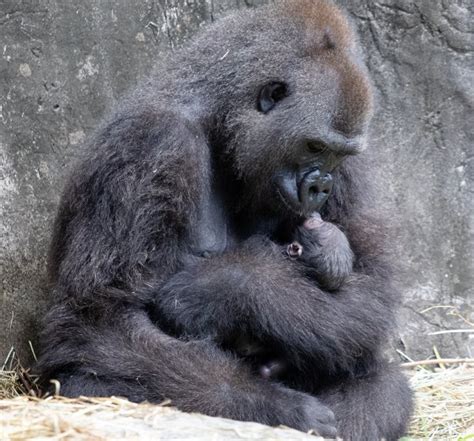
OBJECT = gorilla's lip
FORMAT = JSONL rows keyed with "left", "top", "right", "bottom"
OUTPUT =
{"left": 274, "top": 172, "right": 305, "bottom": 216}
{"left": 276, "top": 187, "right": 304, "bottom": 216}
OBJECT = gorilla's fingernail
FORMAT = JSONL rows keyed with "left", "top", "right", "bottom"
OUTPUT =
{"left": 260, "top": 366, "right": 272, "bottom": 378}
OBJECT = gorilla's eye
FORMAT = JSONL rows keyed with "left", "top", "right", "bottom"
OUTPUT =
{"left": 257, "top": 82, "right": 288, "bottom": 113}
{"left": 307, "top": 141, "right": 328, "bottom": 154}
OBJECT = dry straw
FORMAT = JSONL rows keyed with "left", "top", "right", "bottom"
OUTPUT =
{"left": 406, "top": 363, "right": 474, "bottom": 440}
{"left": 0, "top": 396, "right": 319, "bottom": 440}
{"left": 1, "top": 348, "right": 473, "bottom": 440}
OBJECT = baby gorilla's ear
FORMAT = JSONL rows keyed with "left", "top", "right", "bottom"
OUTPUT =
{"left": 257, "top": 82, "right": 288, "bottom": 113}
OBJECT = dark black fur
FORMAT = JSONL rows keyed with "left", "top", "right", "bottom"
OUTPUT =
{"left": 37, "top": 1, "right": 413, "bottom": 439}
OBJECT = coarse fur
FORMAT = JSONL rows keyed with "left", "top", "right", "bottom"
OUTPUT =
{"left": 37, "top": 0, "right": 413, "bottom": 439}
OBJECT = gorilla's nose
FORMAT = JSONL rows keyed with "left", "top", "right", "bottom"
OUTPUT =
{"left": 299, "top": 169, "right": 333, "bottom": 213}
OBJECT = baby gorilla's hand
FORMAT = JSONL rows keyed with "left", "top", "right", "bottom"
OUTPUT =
{"left": 289, "top": 213, "right": 353, "bottom": 290}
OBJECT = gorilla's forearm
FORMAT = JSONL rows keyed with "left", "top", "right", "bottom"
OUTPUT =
{"left": 153, "top": 236, "right": 397, "bottom": 375}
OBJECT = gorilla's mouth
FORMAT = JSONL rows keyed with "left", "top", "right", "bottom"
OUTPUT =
{"left": 275, "top": 172, "right": 303, "bottom": 215}
{"left": 275, "top": 168, "right": 333, "bottom": 215}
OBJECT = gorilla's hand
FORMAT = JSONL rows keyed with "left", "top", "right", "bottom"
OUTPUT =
{"left": 290, "top": 213, "right": 354, "bottom": 291}
{"left": 271, "top": 387, "right": 337, "bottom": 438}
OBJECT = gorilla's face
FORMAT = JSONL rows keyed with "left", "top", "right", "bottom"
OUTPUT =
{"left": 214, "top": 1, "right": 373, "bottom": 218}
{"left": 254, "top": 54, "right": 372, "bottom": 217}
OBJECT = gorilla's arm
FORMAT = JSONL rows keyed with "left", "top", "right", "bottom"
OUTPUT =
{"left": 153, "top": 225, "right": 397, "bottom": 375}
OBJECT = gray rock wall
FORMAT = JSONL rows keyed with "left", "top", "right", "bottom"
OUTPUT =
{"left": 1, "top": 0, "right": 472, "bottom": 365}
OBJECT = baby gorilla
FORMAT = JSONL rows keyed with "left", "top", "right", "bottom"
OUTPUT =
{"left": 291, "top": 213, "right": 354, "bottom": 291}
{"left": 236, "top": 212, "right": 354, "bottom": 379}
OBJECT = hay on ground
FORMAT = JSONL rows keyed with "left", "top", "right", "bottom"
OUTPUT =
{"left": 407, "top": 364, "right": 474, "bottom": 440}
{"left": 0, "top": 356, "right": 473, "bottom": 440}
{"left": 0, "top": 348, "right": 40, "bottom": 400}
{"left": 0, "top": 395, "right": 319, "bottom": 441}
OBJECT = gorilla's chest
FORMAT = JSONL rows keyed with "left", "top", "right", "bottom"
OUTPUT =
{"left": 190, "top": 188, "right": 236, "bottom": 257}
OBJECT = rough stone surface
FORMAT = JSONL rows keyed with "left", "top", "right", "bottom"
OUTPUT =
{"left": 1, "top": 0, "right": 473, "bottom": 365}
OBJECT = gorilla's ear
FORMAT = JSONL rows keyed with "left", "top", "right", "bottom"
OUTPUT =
{"left": 257, "top": 82, "right": 288, "bottom": 113}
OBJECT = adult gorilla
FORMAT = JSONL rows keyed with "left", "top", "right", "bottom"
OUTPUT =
{"left": 37, "top": 0, "right": 413, "bottom": 439}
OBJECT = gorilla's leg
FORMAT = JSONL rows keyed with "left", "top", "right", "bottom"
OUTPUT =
{"left": 318, "top": 363, "right": 413, "bottom": 441}
{"left": 38, "top": 307, "right": 337, "bottom": 437}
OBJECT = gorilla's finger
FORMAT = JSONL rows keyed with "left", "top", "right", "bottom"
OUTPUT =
{"left": 304, "top": 213, "right": 324, "bottom": 230}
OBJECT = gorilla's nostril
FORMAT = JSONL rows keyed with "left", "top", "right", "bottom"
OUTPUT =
{"left": 309, "top": 186, "right": 330, "bottom": 196}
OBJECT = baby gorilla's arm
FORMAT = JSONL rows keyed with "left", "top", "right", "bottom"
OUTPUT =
{"left": 290, "top": 213, "right": 354, "bottom": 291}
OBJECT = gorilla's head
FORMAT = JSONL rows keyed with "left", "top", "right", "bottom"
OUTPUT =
{"left": 178, "top": 0, "right": 373, "bottom": 219}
